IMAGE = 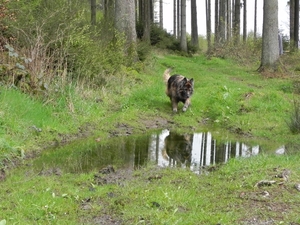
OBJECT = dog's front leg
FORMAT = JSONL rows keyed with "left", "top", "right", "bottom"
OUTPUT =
{"left": 171, "top": 99, "right": 178, "bottom": 112}
{"left": 182, "top": 98, "right": 191, "bottom": 112}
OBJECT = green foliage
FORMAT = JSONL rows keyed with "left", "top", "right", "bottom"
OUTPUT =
{"left": 286, "top": 100, "right": 300, "bottom": 134}
{"left": 212, "top": 37, "right": 262, "bottom": 66}
{"left": 1, "top": 0, "right": 140, "bottom": 96}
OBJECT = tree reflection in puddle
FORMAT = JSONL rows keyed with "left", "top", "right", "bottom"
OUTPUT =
{"left": 148, "top": 130, "right": 260, "bottom": 173}
{"left": 32, "top": 129, "right": 285, "bottom": 174}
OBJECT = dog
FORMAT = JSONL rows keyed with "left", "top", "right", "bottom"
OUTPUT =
{"left": 163, "top": 68, "right": 194, "bottom": 112}
{"left": 163, "top": 132, "right": 193, "bottom": 166}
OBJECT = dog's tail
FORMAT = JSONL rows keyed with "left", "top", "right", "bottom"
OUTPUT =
{"left": 163, "top": 68, "right": 172, "bottom": 85}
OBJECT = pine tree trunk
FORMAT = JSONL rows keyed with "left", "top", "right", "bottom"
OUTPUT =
{"left": 219, "top": 0, "right": 226, "bottom": 44}
{"left": 214, "top": 0, "right": 219, "bottom": 45}
{"left": 259, "top": 0, "right": 279, "bottom": 70}
{"left": 191, "top": 0, "right": 199, "bottom": 49}
{"left": 173, "top": 0, "right": 177, "bottom": 37}
{"left": 143, "top": 0, "right": 151, "bottom": 42}
{"left": 90, "top": 0, "right": 96, "bottom": 25}
{"left": 206, "top": 0, "right": 212, "bottom": 53}
{"left": 233, "top": 0, "right": 240, "bottom": 44}
{"left": 243, "top": 0, "right": 247, "bottom": 42}
{"left": 294, "top": 0, "right": 299, "bottom": 49}
{"left": 180, "top": 0, "right": 187, "bottom": 52}
{"left": 159, "top": 0, "right": 163, "bottom": 28}
{"left": 254, "top": 0, "right": 257, "bottom": 39}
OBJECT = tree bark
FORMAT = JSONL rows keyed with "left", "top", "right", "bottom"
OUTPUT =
{"left": 290, "top": 0, "right": 295, "bottom": 49}
{"left": 177, "top": 0, "right": 181, "bottom": 39}
{"left": 159, "top": 0, "right": 163, "bottom": 28}
{"left": 219, "top": 0, "right": 226, "bottom": 44}
{"left": 214, "top": 0, "right": 219, "bottom": 46}
{"left": 180, "top": 0, "right": 187, "bottom": 52}
{"left": 173, "top": 0, "right": 177, "bottom": 37}
{"left": 227, "top": 0, "right": 231, "bottom": 41}
{"left": 115, "top": 0, "right": 137, "bottom": 51}
{"left": 254, "top": 0, "right": 257, "bottom": 39}
{"left": 259, "top": 0, "right": 279, "bottom": 70}
{"left": 294, "top": 0, "right": 299, "bottom": 49}
{"left": 191, "top": 0, "right": 199, "bottom": 49}
{"left": 243, "top": 0, "right": 247, "bottom": 42}
{"left": 206, "top": 0, "right": 212, "bottom": 53}
{"left": 104, "top": 0, "right": 115, "bottom": 22}
{"left": 143, "top": 0, "right": 151, "bottom": 42}
{"left": 233, "top": 0, "right": 240, "bottom": 44}
{"left": 90, "top": 0, "right": 96, "bottom": 25}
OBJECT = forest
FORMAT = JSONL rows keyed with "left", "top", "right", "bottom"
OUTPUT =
{"left": 0, "top": 0, "right": 298, "bottom": 94}
{"left": 2, "top": 1, "right": 300, "bottom": 224}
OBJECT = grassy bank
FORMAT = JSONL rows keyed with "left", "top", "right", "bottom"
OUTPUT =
{"left": 1, "top": 151, "right": 300, "bottom": 224}
{"left": 1, "top": 53, "right": 299, "bottom": 161}
{"left": 1, "top": 53, "right": 300, "bottom": 224}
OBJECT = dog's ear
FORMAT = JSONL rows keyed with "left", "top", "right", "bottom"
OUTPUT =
{"left": 183, "top": 77, "right": 188, "bottom": 83}
{"left": 189, "top": 78, "right": 194, "bottom": 85}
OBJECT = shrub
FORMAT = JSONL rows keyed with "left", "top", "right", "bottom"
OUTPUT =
{"left": 1, "top": 0, "right": 139, "bottom": 96}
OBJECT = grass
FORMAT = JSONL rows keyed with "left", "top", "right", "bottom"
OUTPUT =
{"left": 1, "top": 153, "right": 300, "bottom": 224}
{"left": 1, "top": 52, "right": 300, "bottom": 224}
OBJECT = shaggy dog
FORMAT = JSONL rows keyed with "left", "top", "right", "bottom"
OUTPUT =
{"left": 163, "top": 68, "right": 194, "bottom": 112}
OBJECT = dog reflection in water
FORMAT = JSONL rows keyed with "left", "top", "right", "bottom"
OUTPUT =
{"left": 163, "top": 132, "right": 193, "bottom": 167}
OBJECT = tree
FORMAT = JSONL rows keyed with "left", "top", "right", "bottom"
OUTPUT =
{"left": 214, "top": 0, "right": 219, "bottom": 45}
{"left": 180, "top": 0, "right": 187, "bottom": 52}
{"left": 219, "top": 0, "right": 226, "bottom": 44}
{"left": 142, "top": 0, "right": 151, "bottom": 42}
{"left": 115, "top": 0, "right": 137, "bottom": 51}
{"left": 287, "top": 0, "right": 299, "bottom": 50}
{"left": 104, "top": 0, "right": 115, "bottom": 22}
{"left": 259, "top": 0, "right": 279, "bottom": 71}
{"left": 177, "top": 0, "right": 181, "bottom": 38}
{"left": 206, "top": 0, "right": 212, "bottom": 52}
{"left": 191, "top": 0, "right": 199, "bottom": 49}
{"left": 173, "top": 0, "right": 177, "bottom": 36}
{"left": 159, "top": 0, "right": 163, "bottom": 28}
{"left": 254, "top": 0, "right": 257, "bottom": 39}
{"left": 233, "top": 0, "right": 241, "bottom": 44}
{"left": 294, "top": 0, "right": 299, "bottom": 49}
{"left": 90, "top": 0, "right": 96, "bottom": 25}
{"left": 243, "top": 0, "right": 247, "bottom": 42}
{"left": 227, "top": 0, "right": 232, "bottom": 41}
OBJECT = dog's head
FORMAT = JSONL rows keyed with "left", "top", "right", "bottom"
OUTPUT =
{"left": 179, "top": 78, "right": 194, "bottom": 99}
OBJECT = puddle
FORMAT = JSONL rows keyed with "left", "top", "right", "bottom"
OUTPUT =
{"left": 31, "top": 130, "right": 284, "bottom": 174}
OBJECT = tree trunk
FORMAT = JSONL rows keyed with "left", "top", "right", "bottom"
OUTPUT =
{"left": 243, "top": 0, "right": 247, "bottom": 42}
{"left": 191, "top": 0, "right": 199, "bottom": 49}
{"left": 259, "top": 0, "right": 279, "bottom": 70}
{"left": 214, "top": 0, "right": 219, "bottom": 46}
{"left": 290, "top": 0, "right": 295, "bottom": 49}
{"left": 115, "top": 0, "right": 137, "bottom": 53}
{"left": 91, "top": 0, "right": 96, "bottom": 25}
{"left": 177, "top": 0, "right": 181, "bottom": 39}
{"left": 227, "top": 0, "right": 232, "bottom": 41}
{"left": 180, "top": 0, "right": 187, "bottom": 52}
{"left": 294, "top": 0, "right": 299, "bottom": 49}
{"left": 219, "top": 0, "right": 226, "bottom": 44}
{"left": 104, "top": 0, "right": 115, "bottom": 22}
{"left": 143, "top": 0, "right": 151, "bottom": 42}
{"left": 206, "top": 0, "right": 212, "bottom": 53}
{"left": 254, "top": 0, "right": 257, "bottom": 39}
{"left": 173, "top": 0, "right": 177, "bottom": 37}
{"left": 233, "top": 0, "right": 240, "bottom": 44}
{"left": 159, "top": 0, "right": 163, "bottom": 28}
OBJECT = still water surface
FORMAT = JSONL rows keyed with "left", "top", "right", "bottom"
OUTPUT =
{"left": 33, "top": 130, "right": 285, "bottom": 174}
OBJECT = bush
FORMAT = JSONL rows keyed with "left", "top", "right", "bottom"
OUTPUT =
{"left": 1, "top": 0, "right": 139, "bottom": 95}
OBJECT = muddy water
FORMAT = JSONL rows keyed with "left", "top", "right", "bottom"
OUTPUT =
{"left": 32, "top": 130, "right": 285, "bottom": 174}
